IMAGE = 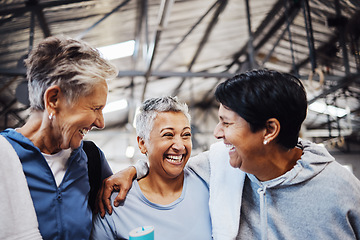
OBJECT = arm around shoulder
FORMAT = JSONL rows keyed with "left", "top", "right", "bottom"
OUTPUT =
{"left": 187, "top": 150, "right": 210, "bottom": 185}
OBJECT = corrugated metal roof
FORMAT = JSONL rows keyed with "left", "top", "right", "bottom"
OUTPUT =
{"left": 0, "top": 0, "right": 359, "bottom": 152}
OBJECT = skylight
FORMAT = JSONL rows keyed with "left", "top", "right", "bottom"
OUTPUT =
{"left": 103, "top": 99, "right": 128, "bottom": 113}
{"left": 97, "top": 40, "right": 135, "bottom": 60}
{"left": 309, "top": 101, "right": 349, "bottom": 118}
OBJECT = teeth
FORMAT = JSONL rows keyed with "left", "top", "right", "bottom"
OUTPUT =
{"left": 79, "top": 128, "right": 89, "bottom": 136}
{"left": 225, "top": 143, "right": 234, "bottom": 148}
{"left": 225, "top": 143, "right": 235, "bottom": 152}
{"left": 166, "top": 155, "right": 183, "bottom": 163}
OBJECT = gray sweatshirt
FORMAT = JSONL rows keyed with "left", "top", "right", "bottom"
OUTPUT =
{"left": 237, "top": 139, "right": 360, "bottom": 239}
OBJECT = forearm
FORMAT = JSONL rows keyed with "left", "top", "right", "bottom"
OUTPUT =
{"left": 133, "top": 159, "right": 149, "bottom": 179}
{"left": 187, "top": 150, "right": 210, "bottom": 185}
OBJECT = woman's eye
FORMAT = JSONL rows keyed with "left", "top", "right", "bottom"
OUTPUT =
{"left": 163, "top": 133, "right": 173, "bottom": 137}
{"left": 183, "top": 132, "right": 191, "bottom": 137}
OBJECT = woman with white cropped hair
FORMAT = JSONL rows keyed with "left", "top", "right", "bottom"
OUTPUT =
{"left": 1, "top": 35, "right": 117, "bottom": 240}
{"left": 91, "top": 96, "right": 212, "bottom": 240}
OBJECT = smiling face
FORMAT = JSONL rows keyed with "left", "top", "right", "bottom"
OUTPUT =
{"left": 139, "top": 111, "right": 192, "bottom": 179}
{"left": 213, "top": 104, "right": 267, "bottom": 174}
{"left": 52, "top": 80, "right": 108, "bottom": 150}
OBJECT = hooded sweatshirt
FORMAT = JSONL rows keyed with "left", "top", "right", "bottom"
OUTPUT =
{"left": 189, "top": 139, "right": 360, "bottom": 240}
{"left": 237, "top": 139, "right": 360, "bottom": 240}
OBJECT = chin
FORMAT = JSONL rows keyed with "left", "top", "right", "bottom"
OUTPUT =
{"left": 229, "top": 159, "right": 242, "bottom": 169}
{"left": 167, "top": 169, "right": 185, "bottom": 179}
{"left": 70, "top": 141, "right": 82, "bottom": 150}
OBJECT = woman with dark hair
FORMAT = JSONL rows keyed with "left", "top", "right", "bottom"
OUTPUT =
{"left": 100, "top": 69, "right": 360, "bottom": 240}
{"left": 213, "top": 70, "right": 307, "bottom": 176}
{"left": 211, "top": 69, "right": 360, "bottom": 239}
{"left": 214, "top": 70, "right": 307, "bottom": 149}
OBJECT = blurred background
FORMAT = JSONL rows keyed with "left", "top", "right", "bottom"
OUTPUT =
{"left": 0, "top": 0, "right": 359, "bottom": 178}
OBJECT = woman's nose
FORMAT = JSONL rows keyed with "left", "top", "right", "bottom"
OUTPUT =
{"left": 172, "top": 137, "right": 186, "bottom": 151}
{"left": 213, "top": 122, "right": 224, "bottom": 139}
{"left": 94, "top": 111, "right": 105, "bottom": 129}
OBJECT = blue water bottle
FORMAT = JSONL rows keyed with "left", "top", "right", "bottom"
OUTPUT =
{"left": 129, "top": 226, "right": 154, "bottom": 240}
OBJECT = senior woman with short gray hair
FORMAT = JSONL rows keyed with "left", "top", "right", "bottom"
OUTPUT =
{"left": 1, "top": 36, "right": 117, "bottom": 240}
{"left": 91, "top": 96, "right": 212, "bottom": 240}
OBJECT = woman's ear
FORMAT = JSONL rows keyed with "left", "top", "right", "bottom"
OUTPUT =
{"left": 44, "top": 85, "right": 61, "bottom": 114}
{"left": 137, "top": 136, "right": 147, "bottom": 155}
{"left": 264, "top": 118, "right": 280, "bottom": 144}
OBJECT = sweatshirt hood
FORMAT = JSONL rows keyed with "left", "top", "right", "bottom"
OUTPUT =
{"left": 247, "top": 138, "right": 335, "bottom": 240}
{"left": 247, "top": 138, "right": 335, "bottom": 188}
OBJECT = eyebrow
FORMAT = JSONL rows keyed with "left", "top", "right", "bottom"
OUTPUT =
{"left": 218, "top": 115, "right": 226, "bottom": 121}
{"left": 160, "top": 126, "right": 191, "bottom": 132}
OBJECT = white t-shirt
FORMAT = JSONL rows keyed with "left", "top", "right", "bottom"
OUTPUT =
{"left": 43, "top": 149, "right": 72, "bottom": 187}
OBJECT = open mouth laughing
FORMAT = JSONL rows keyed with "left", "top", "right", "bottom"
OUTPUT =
{"left": 165, "top": 154, "right": 185, "bottom": 165}
{"left": 225, "top": 143, "right": 236, "bottom": 153}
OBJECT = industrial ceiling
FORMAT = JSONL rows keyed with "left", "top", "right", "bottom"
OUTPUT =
{"left": 0, "top": 0, "right": 360, "bottom": 162}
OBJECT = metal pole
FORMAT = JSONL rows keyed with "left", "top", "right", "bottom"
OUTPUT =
{"left": 245, "top": 0, "right": 255, "bottom": 70}
{"left": 334, "top": 0, "right": 350, "bottom": 74}
{"left": 302, "top": 0, "right": 317, "bottom": 72}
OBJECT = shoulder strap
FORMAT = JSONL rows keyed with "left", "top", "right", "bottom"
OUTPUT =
{"left": 83, "top": 140, "right": 102, "bottom": 212}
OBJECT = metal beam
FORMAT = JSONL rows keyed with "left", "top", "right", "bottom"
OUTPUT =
{"left": 172, "top": 0, "right": 228, "bottom": 96}
{"left": 154, "top": 0, "right": 220, "bottom": 71}
{"left": 245, "top": 0, "right": 255, "bottom": 69}
{"left": 0, "top": 68, "right": 26, "bottom": 76}
{"left": 295, "top": 35, "right": 337, "bottom": 70}
{"left": 253, "top": 2, "right": 301, "bottom": 54}
{"left": 76, "top": 0, "right": 131, "bottom": 40}
{"left": 227, "top": 0, "right": 288, "bottom": 69}
{"left": 133, "top": 0, "right": 147, "bottom": 65}
{"left": 33, "top": 7, "right": 51, "bottom": 37}
{"left": 260, "top": 3, "right": 298, "bottom": 67}
{"left": 0, "top": 0, "right": 91, "bottom": 16}
{"left": 0, "top": 99, "right": 17, "bottom": 117}
{"left": 0, "top": 77, "right": 20, "bottom": 94}
{"left": 295, "top": 2, "right": 359, "bottom": 72}
{"left": 0, "top": 10, "right": 25, "bottom": 28}
{"left": 308, "top": 73, "right": 360, "bottom": 105}
{"left": 0, "top": 68, "right": 235, "bottom": 79}
{"left": 141, "top": 0, "right": 175, "bottom": 101}
{"left": 117, "top": 70, "right": 234, "bottom": 78}
{"left": 302, "top": 0, "right": 317, "bottom": 72}
{"left": 334, "top": 0, "right": 350, "bottom": 74}
{"left": 187, "top": 0, "right": 227, "bottom": 71}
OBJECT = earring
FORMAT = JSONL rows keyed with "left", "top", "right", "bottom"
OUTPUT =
{"left": 263, "top": 139, "right": 268, "bottom": 145}
{"left": 49, "top": 112, "right": 53, "bottom": 120}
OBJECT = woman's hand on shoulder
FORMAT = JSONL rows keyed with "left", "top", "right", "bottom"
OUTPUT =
{"left": 96, "top": 166, "right": 137, "bottom": 218}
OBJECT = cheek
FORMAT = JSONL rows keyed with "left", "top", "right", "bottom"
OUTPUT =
{"left": 53, "top": 118, "right": 69, "bottom": 137}
{"left": 148, "top": 143, "right": 166, "bottom": 157}
{"left": 186, "top": 140, "right": 192, "bottom": 150}
{"left": 228, "top": 131, "right": 242, "bottom": 148}
{"left": 61, "top": 122, "right": 77, "bottom": 137}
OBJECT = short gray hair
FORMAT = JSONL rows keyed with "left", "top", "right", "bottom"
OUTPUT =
{"left": 136, "top": 96, "right": 191, "bottom": 141}
{"left": 24, "top": 35, "right": 118, "bottom": 110}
